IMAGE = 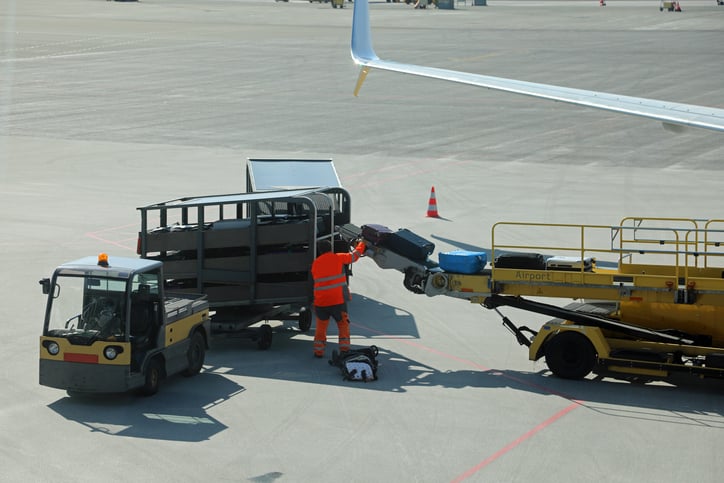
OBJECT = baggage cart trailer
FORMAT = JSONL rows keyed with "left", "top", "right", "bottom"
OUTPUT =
{"left": 137, "top": 187, "right": 352, "bottom": 348}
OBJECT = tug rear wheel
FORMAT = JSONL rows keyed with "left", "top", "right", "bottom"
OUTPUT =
{"left": 544, "top": 331, "right": 596, "bottom": 380}
{"left": 183, "top": 331, "right": 206, "bottom": 377}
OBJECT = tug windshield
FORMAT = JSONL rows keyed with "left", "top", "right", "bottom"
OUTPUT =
{"left": 45, "top": 275, "right": 127, "bottom": 341}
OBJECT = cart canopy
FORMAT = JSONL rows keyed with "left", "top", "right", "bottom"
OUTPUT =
{"left": 247, "top": 159, "right": 342, "bottom": 192}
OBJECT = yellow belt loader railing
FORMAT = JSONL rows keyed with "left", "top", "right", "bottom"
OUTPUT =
{"left": 484, "top": 217, "right": 724, "bottom": 307}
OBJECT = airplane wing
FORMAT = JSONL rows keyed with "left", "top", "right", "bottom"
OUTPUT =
{"left": 350, "top": 0, "right": 724, "bottom": 133}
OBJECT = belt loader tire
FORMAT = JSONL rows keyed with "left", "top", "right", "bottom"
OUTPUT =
{"left": 544, "top": 331, "right": 596, "bottom": 380}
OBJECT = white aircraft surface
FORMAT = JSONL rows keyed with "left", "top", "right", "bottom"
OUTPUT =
{"left": 350, "top": 0, "right": 724, "bottom": 133}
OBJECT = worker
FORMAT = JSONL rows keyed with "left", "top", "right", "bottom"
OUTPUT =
{"left": 311, "top": 239, "right": 367, "bottom": 358}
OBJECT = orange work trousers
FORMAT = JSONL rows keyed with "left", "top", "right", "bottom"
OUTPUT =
{"left": 313, "top": 311, "right": 351, "bottom": 357}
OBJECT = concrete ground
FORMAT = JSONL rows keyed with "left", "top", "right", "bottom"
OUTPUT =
{"left": 1, "top": 0, "right": 723, "bottom": 481}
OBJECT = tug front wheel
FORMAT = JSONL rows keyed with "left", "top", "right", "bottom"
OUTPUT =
{"left": 141, "top": 357, "right": 163, "bottom": 396}
{"left": 544, "top": 331, "right": 596, "bottom": 380}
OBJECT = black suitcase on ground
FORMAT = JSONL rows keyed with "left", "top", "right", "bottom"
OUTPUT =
{"left": 382, "top": 228, "right": 435, "bottom": 261}
{"left": 494, "top": 252, "right": 546, "bottom": 270}
{"left": 361, "top": 224, "right": 394, "bottom": 245}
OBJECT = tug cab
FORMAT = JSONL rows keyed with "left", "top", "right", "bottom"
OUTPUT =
{"left": 39, "top": 254, "right": 210, "bottom": 395}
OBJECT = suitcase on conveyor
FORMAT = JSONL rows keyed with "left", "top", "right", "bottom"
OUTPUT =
{"left": 383, "top": 228, "right": 435, "bottom": 262}
{"left": 361, "top": 224, "right": 393, "bottom": 245}
{"left": 494, "top": 252, "right": 546, "bottom": 270}
{"left": 545, "top": 256, "right": 593, "bottom": 271}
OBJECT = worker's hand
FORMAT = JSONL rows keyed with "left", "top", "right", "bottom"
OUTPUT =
{"left": 355, "top": 241, "right": 367, "bottom": 255}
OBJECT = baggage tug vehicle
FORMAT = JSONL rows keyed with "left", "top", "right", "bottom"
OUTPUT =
{"left": 39, "top": 254, "right": 210, "bottom": 396}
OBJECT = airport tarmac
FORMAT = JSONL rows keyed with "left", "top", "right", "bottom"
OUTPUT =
{"left": 1, "top": 0, "right": 724, "bottom": 481}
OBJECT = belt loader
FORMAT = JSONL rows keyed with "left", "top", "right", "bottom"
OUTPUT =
{"left": 342, "top": 217, "right": 724, "bottom": 382}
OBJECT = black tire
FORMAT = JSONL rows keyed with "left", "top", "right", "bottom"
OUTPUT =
{"left": 299, "top": 308, "right": 312, "bottom": 332}
{"left": 544, "top": 331, "right": 596, "bottom": 380}
{"left": 141, "top": 357, "right": 163, "bottom": 396}
{"left": 257, "top": 324, "right": 273, "bottom": 350}
{"left": 183, "top": 331, "right": 206, "bottom": 377}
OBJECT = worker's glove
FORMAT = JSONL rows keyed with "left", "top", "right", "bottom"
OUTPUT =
{"left": 355, "top": 241, "right": 367, "bottom": 255}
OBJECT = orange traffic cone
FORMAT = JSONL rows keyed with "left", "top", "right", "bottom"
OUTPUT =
{"left": 426, "top": 186, "right": 439, "bottom": 218}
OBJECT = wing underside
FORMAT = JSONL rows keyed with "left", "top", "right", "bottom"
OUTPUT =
{"left": 350, "top": 0, "right": 724, "bottom": 133}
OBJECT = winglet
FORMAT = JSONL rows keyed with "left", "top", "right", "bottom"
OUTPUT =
{"left": 351, "top": 0, "right": 377, "bottom": 64}
{"left": 351, "top": 0, "right": 378, "bottom": 95}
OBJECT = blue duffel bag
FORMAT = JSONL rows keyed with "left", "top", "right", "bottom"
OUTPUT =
{"left": 438, "top": 250, "right": 487, "bottom": 274}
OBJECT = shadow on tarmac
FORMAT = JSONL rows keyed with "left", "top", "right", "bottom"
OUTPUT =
{"left": 554, "top": 371, "right": 724, "bottom": 428}
{"left": 46, "top": 373, "right": 242, "bottom": 442}
{"left": 46, "top": 295, "right": 724, "bottom": 443}
{"left": 208, "top": 326, "right": 724, "bottom": 428}
{"left": 349, "top": 294, "right": 420, "bottom": 339}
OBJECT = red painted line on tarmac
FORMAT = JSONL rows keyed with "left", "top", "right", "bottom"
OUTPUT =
{"left": 351, "top": 320, "right": 583, "bottom": 481}
{"left": 449, "top": 402, "right": 581, "bottom": 483}
{"left": 86, "top": 223, "right": 137, "bottom": 234}
{"left": 85, "top": 231, "right": 136, "bottom": 251}
{"left": 85, "top": 223, "right": 138, "bottom": 252}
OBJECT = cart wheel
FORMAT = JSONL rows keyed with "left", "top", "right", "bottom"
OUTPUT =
{"left": 258, "top": 324, "right": 273, "bottom": 350}
{"left": 299, "top": 308, "right": 312, "bottom": 332}
{"left": 544, "top": 331, "right": 596, "bottom": 380}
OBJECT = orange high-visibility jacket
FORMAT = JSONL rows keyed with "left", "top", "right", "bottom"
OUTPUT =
{"left": 312, "top": 243, "right": 364, "bottom": 307}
